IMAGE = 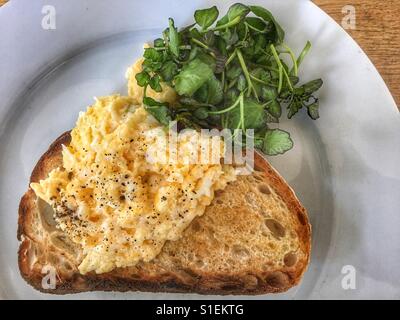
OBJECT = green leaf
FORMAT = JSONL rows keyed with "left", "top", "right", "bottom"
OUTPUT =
{"left": 302, "top": 79, "right": 323, "bottom": 95}
{"left": 227, "top": 3, "right": 250, "bottom": 21}
{"left": 245, "top": 17, "right": 267, "bottom": 32}
{"left": 265, "top": 111, "right": 279, "bottom": 123}
{"left": 168, "top": 18, "right": 180, "bottom": 57}
{"left": 174, "top": 58, "right": 214, "bottom": 96}
{"left": 237, "top": 74, "right": 246, "bottom": 91}
{"left": 225, "top": 88, "right": 239, "bottom": 105}
{"left": 159, "top": 61, "right": 178, "bottom": 82}
{"left": 307, "top": 101, "right": 320, "bottom": 120}
{"left": 261, "top": 86, "right": 278, "bottom": 100}
{"left": 288, "top": 100, "right": 303, "bottom": 119}
{"left": 226, "top": 64, "right": 242, "bottom": 80}
{"left": 143, "top": 97, "right": 172, "bottom": 126}
{"left": 220, "top": 28, "right": 239, "bottom": 46}
{"left": 227, "top": 98, "right": 266, "bottom": 130}
{"left": 203, "top": 30, "right": 216, "bottom": 46}
{"left": 268, "top": 100, "right": 282, "bottom": 118}
{"left": 215, "top": 3, "right": 249, "bottom": 29}
{"left": 143, "top": 47, "right": 163, "bottom": 61}
{"left": 142, "top": 59, "right": 162, "bottom": 72}
{"left": 190, "top": 27, "right": 202, "bottom": 40}
{"left": 135, "top": 71, "right": 150, "bottom": 87}
{"left": 194, "top": 6, "right": 219, "bottom": 30}
{"left": 215, "top": 35, "right": 227, "bottom": 56}
{"left": 249, "top": 5, "right": 285, "bottom": 43}
{"left": 193, "top": 83, "right": 208, "bottom": 103}
{"left": 153, "top": 38, "right": 164, "bottom": 48}
{"left": 263, "top": 129, "right": 293, "bottom": 155}
{"left": 194, "top": 107, "right": 209, "bottom": 120}
{"left": 254, "top": 33, "right": 267, "bottom": 54}
{"left": 193, "top": 74, "right": 223, "bottom": 105}
{"left": 206, "top": 75, "right": 223, "bottom": 104}
{"left": 215, "top": 14, "right": 229, "bottom": 28}
{"left": 195, "top": 52, "right": 217, "bottom": 71}
{"left": 149, "top": 75, "right": 162, "bottom": 92}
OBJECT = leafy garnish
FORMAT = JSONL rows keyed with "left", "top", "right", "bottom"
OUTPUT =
{"left": 263, "top": 129, "right": 293, "bottom": 155}
{"left": 143, "top": 97, "right": 172, "bottom": 126}
{"left": 135, "top": 3, "right": 323, "bottom": 155}
{"left": 174, "top": 58, "right": 214, "bottom": 96}
{"left": 194, "top": 6, "right": 219, "bottom": 30}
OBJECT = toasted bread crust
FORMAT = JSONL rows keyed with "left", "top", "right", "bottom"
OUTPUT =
{"left": 18, "top": 132, "right": 311, "bottom": 295}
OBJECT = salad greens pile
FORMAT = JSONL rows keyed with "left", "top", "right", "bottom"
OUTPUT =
{"left": 135, "top": 3, "right": 323, "bottom": 155}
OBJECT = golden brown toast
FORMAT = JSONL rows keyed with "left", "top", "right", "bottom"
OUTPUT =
{"left": 18, "top": 131, "right": 311, "bottom": 295}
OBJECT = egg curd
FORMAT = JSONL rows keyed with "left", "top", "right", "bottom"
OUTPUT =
{"left": 31, "top": 95, "right": 236, "bottom": 274}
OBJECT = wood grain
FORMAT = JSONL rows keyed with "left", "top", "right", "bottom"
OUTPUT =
{"left": 0, "top": 0, "right": 399, "bottom": 108}
{"left": 313, "top": 0, "right": 400, "bottom": 109}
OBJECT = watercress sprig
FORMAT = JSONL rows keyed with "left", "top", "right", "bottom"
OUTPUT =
{"left": 136, "top": 3, "right": 323, "bottom": 156}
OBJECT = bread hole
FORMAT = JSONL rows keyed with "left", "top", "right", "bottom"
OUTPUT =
{"left": 257, "top": 184, "right": 271, "bottom": 195}
{"left": 195, "top": 259, "right": 204, "bottom": 268}
{"left": 121, "top": 227, "right": 135, "bottom": 236}
{"left": 265, "top": 271, "right": 288, "bottom": 288}
{"left": 206, "top": 226, "right": 215, "bottom": 238}
{"left": 264, "top": 219, "right": 286, "bottom": 239}
{"left": 176, "top": 269, "right": 199, "bottom": 284}
{"left": 62, "top": 261, "right": 73, "bottom": 271}
{"left": 50, "top": 233, "right": 79, "bottom": 256}
{"left": 254, "top": 174, "right": 264, "bottom": 182}
{"left": 232, "top": 244, "right": 249, "bottom": 258}
{"left": 297, "top": 211, "right": 307, "bottom": 225}
{"left": 220, "top": 284, "right": 239, "bottom": 291}
{"left": 243, "top": 275, "right": 259, "bottom": 289}
{"left": 37, "top": 199, "right": 57, "bottom": 231}
{"left": 216, "top": 199, "right": 223, "bottom": 205}
{"left": 284, "top": 252, "right": 297, "bottom": 267}
{"left": 191, "top": 220, "right": 201, "bottom": 232}
{"left": 214, "top": 190, "right": 224, "bottom": 197}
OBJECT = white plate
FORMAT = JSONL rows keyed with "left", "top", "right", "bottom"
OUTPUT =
{"left": 0, "top": 0, "right": 399, "bottom": 300}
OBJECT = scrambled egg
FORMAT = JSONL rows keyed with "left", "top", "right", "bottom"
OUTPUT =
{"left": 31, "top": 95, "right": 236, "bottom": 274}
{"left": 126, "top": 57, "right": 178, "bottom": 105}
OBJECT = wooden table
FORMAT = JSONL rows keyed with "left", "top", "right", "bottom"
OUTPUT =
{"left": 313, "top": 0, "right": 400, "bottom": 109}
{"left": 1, "top": 0, "right": 399, "bottom": 109}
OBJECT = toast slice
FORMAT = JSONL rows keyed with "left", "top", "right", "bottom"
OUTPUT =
{"left": 18, "top": 131, "right": 311, "bottom": 295}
